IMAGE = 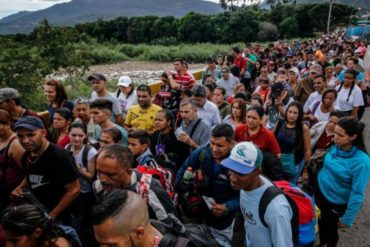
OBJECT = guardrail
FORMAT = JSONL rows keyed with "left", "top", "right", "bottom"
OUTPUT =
{"left": 37, "top": 69, "right": 204, "bottom": 127}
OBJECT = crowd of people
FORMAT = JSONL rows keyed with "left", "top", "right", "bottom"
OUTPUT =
{"left": 0, "top": 32, "right": 370, "bottom": 247}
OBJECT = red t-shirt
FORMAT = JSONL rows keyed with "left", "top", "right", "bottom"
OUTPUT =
{"left": 314, "top": 131, "right": 333, "bottom": 151}
{"left": 173, "top": 72, "right": 196, "bottom": 90}
{"left": 235, "top": 124, "right": 281, "bottom": 156}
{"left": 234, "top": 56, "right": 247, "bottom": 71}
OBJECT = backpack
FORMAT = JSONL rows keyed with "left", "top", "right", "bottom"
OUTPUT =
{"left": 259, "top": 180, "right": 316, "bottom": 246}
{"left": 136, "top": 158, "right": 175, "bottom": 200}
{"left": 151, "top": 220, "right": 221, "bottom": 247}
{"left": 66, "top": 144, "right": 92, "bottom": 169}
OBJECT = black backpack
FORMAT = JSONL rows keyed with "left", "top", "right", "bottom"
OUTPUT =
{"left": 66, "top": 144, "right": 92, "bottom": 168}
{"left": 261, "top": 151, "right": 288, "bottom": 181}
{"left": 151, "top": 220, "right": 221, "bottom": 247}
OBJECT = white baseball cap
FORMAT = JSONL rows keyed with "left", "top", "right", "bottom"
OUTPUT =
{"left": 221, "top": 142, "right": 263, "bottom": 175}
{"left": 117, "top": 76, "right": 132, "bottom": 87}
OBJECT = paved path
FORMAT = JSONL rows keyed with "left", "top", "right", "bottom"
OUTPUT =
{"left": 338, "top": 108, "right": 370, "bottom": 247}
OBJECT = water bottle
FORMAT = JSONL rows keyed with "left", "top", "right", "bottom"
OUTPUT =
{"left": 183, "top": 167, "right": 194, "bottom": 185}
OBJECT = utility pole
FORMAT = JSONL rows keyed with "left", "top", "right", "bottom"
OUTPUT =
{"left": 326, "top": 0, "right": 333, "bottom": 33}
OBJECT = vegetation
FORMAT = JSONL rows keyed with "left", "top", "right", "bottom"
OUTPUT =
{"left": 0, "top": 3, "right": 358, "bottom": 111}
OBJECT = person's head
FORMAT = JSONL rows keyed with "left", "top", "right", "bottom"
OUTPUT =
{"left": 92, "top": 189, "right": 151, "bottom": 247}
{"left": 191, "top": 85, "right": 207, "bottom": 108}
{"left": 334, "top": 63, "right": 344, "bottom": 75}
{"left": 53, "top": 108, "right": 73, "bottom": 130}
{"left": 221, "top": 142, "right": 263, "bottom": 190}
{"left": 250, "top": 95, "right": 263, "bottom": 107}
{"left": 309, "top": 64, "right": 323, "bottom": 79}
{"left": 212, "top": 87, "right": 226, "bottom": 105}
{"left": 269, "top": 82, "right": 284, "bottom": 100}
{"left": 127, "top": 130, "right": 149, "bottom": 157}
{"left": 334, "top": 117, "right": 367, "bottom": 153}
{"left": 180, "top": 89, "right": 192, "bottom": 100}
{"left": 88, "top": 73, "right": 107, "bottom": 94}
{"left": 232, "top": 47, "right": 242, "bottom": 57}
{"left": 288, "top": 67, "right": 299, "bottom": 82}
{"left": 326, "top": 110, "right": 345, "bottom": 134}
{"left": 220, "top": 65, "right": 231, "bottom": 81}
{"left": 136, "top": 84, "right": 152, "bottom": 109}
{"left": 206, "top": 56, "right": 216, "bottom": 69}
{"left": 204, "top": 75, "right": 216, "bottom": 85}
{"left": 117, "top": 76, "right": 134, "bottom": 96}
{"left": 14, "top": 116, "right": 47, "bottom": 153}
{"left": 285, "top": 102, "right": 304, "bottom": 125}
{"left": 259, "top": 78, "right": 269, "bottom": 90}
{"left": 44, "top": 80, "right": 68, "bottom": 107}
{"left": 179, "top": 99, "right": 198, "bottom": 125}
{"left": 204, "top": 83, "right": 215, "bottom": 101}
{"left": 100, "top": 128, "right": 123, "bottom": 149}
{"left": 325, "top": 66, "right": 334, "bottom": 78}
{"left": 343, "top": 69, "right": 357, "bottom": 88}
{"left": 346, "top": 57, "right": 358, "bottom": 70}
{"left": 216, "top": 54, "right": 224, "bottom": 66}
{"left": 313, "top": 75, "right": 326, "bottom": 93}
{"left": 231, "top": 98, "right": 246, "bottom": 123}
{"left": 0, "top": 109, "right": 13, "bottom": 138}
{"left": 0, "top": 88, "right": 21, "bottom": 112}
{"left": 90, "top": 99, "right": 113, "bottom": 125}
{"left": 234, "top": 83, "right": 246, "bottom": 95}
{"left": 210, "top": 124, "right": 235, "bottom": 161}
{"left": 246, "top": 106, "right": 264, "bottom": 130}
{"left": 174, "top": 58, "right": 185, "bottom": 73}
{"left": 1, "top": 204, "right": 67, "bottom": 247}
{"left": 73, "top": 97, "right": 91, "bottom": 122}
{"left": 96, "top": 144, "right": 133, "bottom": 190}
{"left": 154, "top": 110, "right": 175, "bottom": 133}
{"left": 69, "top": 121, "right": 87, "bottom": 148}
{"left": 255, "top": 60, "right": 263, "bottom": 70}
{"left": 321, "top": 89, "right": 337, "bottom": 108}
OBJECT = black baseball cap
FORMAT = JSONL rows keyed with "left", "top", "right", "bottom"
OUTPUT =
{"left": 88, "top": 73, "right": 107, "bottom": 82}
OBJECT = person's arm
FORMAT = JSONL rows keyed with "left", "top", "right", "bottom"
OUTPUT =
{"left": 166, "top": 71, "right": 181, "bottom": 90}
{"left": 124, "top": 109, "right": 133, "bottom": 130}
{"left": 10, "top": 178, "right": 28, "bottom": 202}
{"left": 340, "top": 157, "right": 370, "bottom": 227}
{"left": 9, "top": 139, "right": 25, "bottom": 168}
{"left": 178, "top": 133, "right": 199, "bottom": 149}
{"left": 78, "top": 156, "right": 96, "bottom": 183}
{"left": 303, "top": 124, "right": 311, "bottom": 162}
{"left": 115, "top": 114, "right": 124, "bottom": 127}
{"left": 350, "top": 106, "right": 359, "bottom": 118}
{"left": 49, "top": 179, "right": 80, "bottom": 219}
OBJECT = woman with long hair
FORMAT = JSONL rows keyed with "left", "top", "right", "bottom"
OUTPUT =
{"left": 0, "top": 109, "right": 25, "bottom": 212}
{"left": 153, "top": 72, "right": 181, "bottom": 115}
{"left": 335, "top": 69, "right": 364, "bottom": 118}
{"left": 316, "top": 117, "right": 370, "bottom": 247}
{"left": 305, "top": 88, "right": 338, "bottom": 125}
{"left": 274, "top": 102, "right": 311, "bottom": 184}
{"left": 223, "top": 98, "right": 246, "bottom": 130}
{"left": 44, "top": 80, "right": 74, "bottom": 122}
{"left": 1, "top": 204, "right": 79, "bottom": 247}
{"left": 150, "top": 110, "right": 188, "bottom": 170}
{"left": 116, "top": 75, "right": 137, "bottom": 120}
{"left": 51, "top": 108, "right": 73, "bottom": 148}
{"left": 235, "top": 106, "right": 281, "bottom": 157}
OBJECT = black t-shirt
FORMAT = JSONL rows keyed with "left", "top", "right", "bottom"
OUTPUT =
{"left": 25, "top": 143, "right": 78, "bottom": 211}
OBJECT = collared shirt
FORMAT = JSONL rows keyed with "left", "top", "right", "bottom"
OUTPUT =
{"left": 197, "top": 100, "right": 221, "bottom": 128}
{"left": 180, "top": 118, "right": 211, "bottom": 151}
{"left": 136, "top": 148, "right": 154, "bottom": 165}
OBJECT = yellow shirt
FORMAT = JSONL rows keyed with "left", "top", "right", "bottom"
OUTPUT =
{"left": 125, "top": 104, "right": 162, "bottom": 132}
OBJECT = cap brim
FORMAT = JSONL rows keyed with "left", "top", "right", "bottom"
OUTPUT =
{"left": 117, "top": 83, "right": 131, "bottom": 87}
{"left": 13, "top": 124, "right": 40, "bottom": 131}
{"left": 221, "top": 157, "right": 255, "bottom": 175}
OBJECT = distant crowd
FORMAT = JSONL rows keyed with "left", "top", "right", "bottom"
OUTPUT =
{"left": 0, "top": 30, "right": 370, "bottom": 247}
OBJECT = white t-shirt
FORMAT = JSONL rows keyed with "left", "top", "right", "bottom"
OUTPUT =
{"left": 335, "top": 85, "right": 364, "bottom": 111}
{"left": 304, "top": 91, "right": 322, "bottom": 113}
{"left": 240, "top": 176, "right": 293, "bottom": 247}
{"left": 117, "top": 90, "right": 138, "bottom": 118}
{"left": 309, "top": 102, "right": 337, "bottom": 122}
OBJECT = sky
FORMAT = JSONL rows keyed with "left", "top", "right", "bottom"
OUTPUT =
{"left": 0, "top": 0, "right": 221, "bottom": 20}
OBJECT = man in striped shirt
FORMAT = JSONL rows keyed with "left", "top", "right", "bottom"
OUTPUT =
{"left": 167, "top": 58, "right": 196, "bottom": 91}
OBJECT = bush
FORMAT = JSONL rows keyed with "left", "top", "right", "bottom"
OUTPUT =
{"left": 89, "top": 46, "right": 129, "bottom": 64}
{"left": 257, "top": 22, "right": 279, "bottom": 41}
{"left": 118, "top": 44, "right": 146, "bottom": 58}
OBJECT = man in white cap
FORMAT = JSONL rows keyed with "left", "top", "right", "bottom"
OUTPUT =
{"left": 116, "top": 75, "right": 137, "bottom": 120}
{"left": 221, "top": 142, "right": 293, "bottom": 247}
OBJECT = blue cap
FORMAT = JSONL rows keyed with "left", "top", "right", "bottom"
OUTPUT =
{"left": 14, "top": 116, "right": 45, "bottom": 131}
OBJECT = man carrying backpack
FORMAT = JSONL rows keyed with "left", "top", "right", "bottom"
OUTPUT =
{"left": 92, "top": 189, "right": 220, "bottom": 247}
{"left": 220, "top": 141, "right": 294, "bottom": 247}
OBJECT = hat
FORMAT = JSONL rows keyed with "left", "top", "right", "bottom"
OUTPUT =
{"left": 117, "top": 76, "right": 132, "bottom": 87}
{"left": 221, "top": 66, "right": 230, "bottom": 73}
{"left": 0, "top": 88, "right": 20, "bottom": 102}
{"left": 88, "top": 73, "right": 107, "bottom": 82}
{"left": 221, "top": 142, "right": 263, "bottom": 175}
{"left": 267, "top": 61, "right": 275, "bottom": 66}
{"left": 288, "top": 67, "right": 299, "bottom": 76}
{"left": 309, "top": 64, "right": 322, "bottom": 75}
{"left": 270, "top": 82, "right": 284, "bottom": 98}
{"left": 13, "top": 116, "right": 45, "bottom": 131}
